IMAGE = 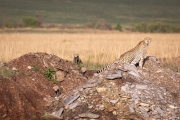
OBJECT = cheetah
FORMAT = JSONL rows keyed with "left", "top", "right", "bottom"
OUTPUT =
{"left": 97, "top": 37, "right": 151, "bottom": 73}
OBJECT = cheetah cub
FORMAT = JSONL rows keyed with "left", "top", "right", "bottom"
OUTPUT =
{"left": 97, "top": 37, "right": 151, "bottom": 73}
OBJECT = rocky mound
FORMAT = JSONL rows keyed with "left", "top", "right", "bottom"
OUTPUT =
{"left": 42, "top": 56, "right": 180, "bottom": 120}
{"left": 0, "top": 53, "right": 180, "bottom": 120}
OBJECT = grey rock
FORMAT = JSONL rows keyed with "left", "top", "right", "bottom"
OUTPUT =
{"left": 79, "top": 112, "right": 100, "bottom": 119}
{"left": 55, "top": 108, "right": 64, "bottom": 117}
{"left": 118, "top": 67, "right": 128, "bottom": 72}
{"left": 124, "top": 64, "right": 139, "bottom": 74}
{"left": 42, "top": 114, "right": 62, "bottom": 120}
{"left": 83, "top": 83, "right": 96, "bottom": 89}
{"left": 69, "top": 102, "right": 78, "bottom": 109}
{"left": 106, "top": 71, "right": 122, "bottom": 80}
{"left": 130, "top": 84, "right": 135, "bottom": 88}
{"left": 129, "top": 71, "right": 140, "bottom": 78}
{"left": 64, "top": 94, "right": 80, "bottom": 106}
{"left": 129, "top": 103, "right": 135, "bottom": 113}
{"left": 153, "top": 115, "right": 161, "bottom": 119}
{"left": 140, "top": 103, "right": 150, "bottom": 107}
{"left": 121, "top": 84, "right": 129, "bottom": 92}
{"left": 135, "top": 85, "right": 148, "bottom": 89}
{"left": 139, "top": 107, "right": 149, "bottom": 118}
{"left": 155, "top": 107, "right": 165, "bottom": 116}
{"left": 151, "top": 110, "right": 158, "bottom": 115}
{"left": 110, "top": 99, "right": 119, "bottom": 104}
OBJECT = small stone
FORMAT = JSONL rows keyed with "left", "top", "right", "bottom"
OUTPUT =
{"left": 55, "top": 108, "right": 64, "bottom": 117}
{"left": 95, "top": 98, "right": 101, "bottom": 102}
{"left": 69, "top": 102, "right": 78, "bottom": 109}
{"left": 140, "top": 103, "right": 150, "bottom": 107}
{"left": 110, "top": 99, "right": 119, "bottom": 104}
{"left": 121, "top": 84, "right": 129, "bottom": 92}
{"left": 151, "top": 110, "right": 158, "bottom": 115}
{"left": 83, "top": 83, "right": 96, "bottom": 89}
{"left": 99, "top": 105, "right": 105, "bottom": 110}
{"left": 12, "top": 67, "right": 17, "bottom": 71}
{"left": 131, "top": 84, "right": 135, "bottom": 88}
{"left": 79, "top": 112, "right": 100, "bottom": 119}
{"left": 108, "top": 107, "right": 114, "bottom": 112}
{"left": 56, "top": 71, "right": 65, "bottom": 82}
{"left": 81, "top": 67, "right": 86, "bottom": 73}
{"left": 88, "top": 105, "right": 93, "bottom": 109}
{"left": 53, "top": 86, "right": 59, "bottom": 91}
{"left": 139, "top": 107, "right": 149, "bottom": 118}
{"left": 135, "top": 85, "right": 147, "bottom": 89}
{"left": 64, "top": 94, "right": 80, "bottom": 106}
{"left": 2, "top": 114, "right": 7, "bottom": 118}
{"left": 168, "top": 105, "right": 178, "bottom": 109}
{"left": 106, "top": 71, "right": 122, "bottom": 80}
{"left": 129, "top": 71, "right": 140, "bottom": 78}
{"left": 96, "top": 87, "right": 107, "bottom": 92}
{"left": 155, "top": 107, "right": 165, "bottom": 116}
{"left": 27, "top": 66, "right": 32, "bottom": 69}
{"left": 43, "top": 59, "right": 49, "bottom": 68}
{"left": 153, "top": 115, "right": 161, "bottom": 119}
{"left": 112, "top": 111, "right": 117, "bottom": 115}
{"left": 41, "top": 114, "right": 62, "bottom": 119}
{"left": 129, "top": 103, "right": 135, "bottom": 113}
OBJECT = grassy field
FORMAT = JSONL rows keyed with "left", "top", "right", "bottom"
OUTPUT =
{"left": 0, "top": 0, "right": 180, "bottom": 26}
{"left": 0, "top": 31, "right": 180, "bottom": 70}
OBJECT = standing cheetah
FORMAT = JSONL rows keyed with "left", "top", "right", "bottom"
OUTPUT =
{"left": 97, "top": 37, "right": 151, "bottom": 73}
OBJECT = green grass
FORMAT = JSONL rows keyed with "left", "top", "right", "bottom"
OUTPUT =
{"left": 0, "top": 67, "right": 15, "bottom": 78}
{"left": 0, "top": 0, "right": 180, "bottom": 26}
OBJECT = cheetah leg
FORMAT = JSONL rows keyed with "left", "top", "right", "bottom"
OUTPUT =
{"left": 139, "top": 57, "right": 144, "bottom": 67}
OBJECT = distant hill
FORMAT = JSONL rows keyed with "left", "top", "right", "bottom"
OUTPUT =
{"left": 0, "top": 0, "right": 180, "bottom": 26}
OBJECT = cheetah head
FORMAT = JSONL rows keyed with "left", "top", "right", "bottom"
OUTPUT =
{"left": 143, "top": 37, "right": 151, "bottom": 46}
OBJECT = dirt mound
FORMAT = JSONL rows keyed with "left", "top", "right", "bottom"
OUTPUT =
{"left": 43, "top": 56, "right": 180, "bottom": 120}
{"left": 1, "top": 53, "right": 180, "bottom": 120}
{"left": 0, "top": 52, "right": 89, "bottom": 120}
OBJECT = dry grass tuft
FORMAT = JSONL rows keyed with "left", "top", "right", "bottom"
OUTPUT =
{"left": 0, "top": 32, "right": 180, "bottom": 70}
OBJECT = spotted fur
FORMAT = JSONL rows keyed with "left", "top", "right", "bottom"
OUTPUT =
{"left": 97, "top": 37, "right": 151, "bottom": 73}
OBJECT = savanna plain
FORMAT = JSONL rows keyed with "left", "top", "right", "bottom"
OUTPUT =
{"left": 0, "top": 31, "right": 180, "bottom": 71}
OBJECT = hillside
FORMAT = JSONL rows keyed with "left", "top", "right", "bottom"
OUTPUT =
{"left": 0, "top": 0, "right": 180, "bottom": 26}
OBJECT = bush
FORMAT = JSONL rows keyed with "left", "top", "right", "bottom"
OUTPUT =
{"left": 23, "top": 17, "right": 38, "bottom": 28}
{"left": 44, "top": 68, "right": 57, "bottom": 84}
{"left": 131, "top": 22, "right": 180, "bottom": 33}
{"left": 115, "top": 23, "right": 122, "bottom": 31}
{"left": 0, "top": 67, "right": 15, "bottom": 78}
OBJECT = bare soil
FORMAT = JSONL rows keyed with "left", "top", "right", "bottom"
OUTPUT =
{"left": 0, "top": 52, "right": 95, "bottom": 120}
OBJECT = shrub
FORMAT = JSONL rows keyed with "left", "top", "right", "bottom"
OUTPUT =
{"left": 32, "top": 64, "right": 39, "bottom": 72}
{"left": 131, "top": 22, "right": 180, "bottom": 33}
{"left": 115, "top": 23, "right": 122, "bottom": 31}
{"left": 23, "top": 17, "right": 38, "bottom": 28}
{"left": 44, "top": 68, "right": 57, "bottom": 84}
{"left": 0, "top": 67, "right": 15, "bottom": 78}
